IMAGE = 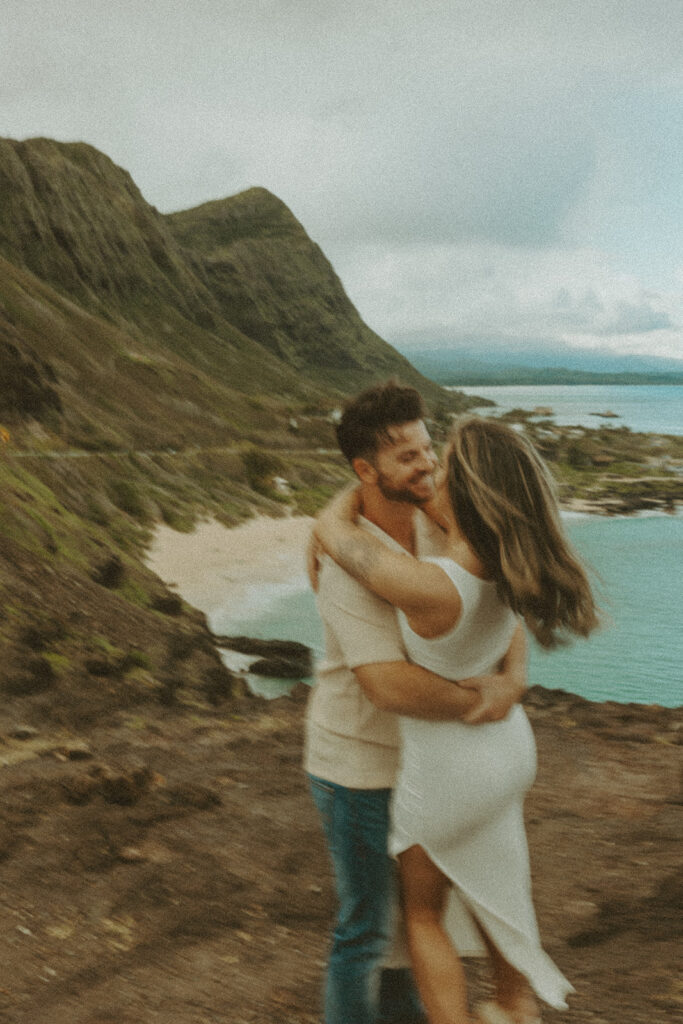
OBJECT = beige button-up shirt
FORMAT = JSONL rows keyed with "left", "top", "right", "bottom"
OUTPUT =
{"left": 304, "top": 512, "right": 446, "bottom": 789}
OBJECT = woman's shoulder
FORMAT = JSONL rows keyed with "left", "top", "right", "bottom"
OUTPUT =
{"left": 400, "top": 558, "right": 464, "bottom": 639}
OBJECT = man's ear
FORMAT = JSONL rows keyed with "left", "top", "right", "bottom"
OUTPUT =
{"left": 351, "top": 456, "right": 377, "bottom": 485}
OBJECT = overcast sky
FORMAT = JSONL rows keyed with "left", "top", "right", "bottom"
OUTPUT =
{"left": 2, "top": 0, "right": 682, "bottom": 364}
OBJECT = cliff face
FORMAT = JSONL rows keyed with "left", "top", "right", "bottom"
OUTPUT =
{"left": 166, "top": 188, "right": 424, "bottom": 386}
{"left": 0, "top": 137, "right": 468, "bottom": 779}
{"left": 0, "top": 137, "right": 460, "bottom": 448}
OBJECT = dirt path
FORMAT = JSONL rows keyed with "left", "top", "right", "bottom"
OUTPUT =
{"left": 0, "top": 686, "right": 680, "bottom": 1023}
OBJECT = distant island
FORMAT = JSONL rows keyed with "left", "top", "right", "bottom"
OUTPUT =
{"left": 402, "top": 351, "right": 683, "bottom": 387}
{"left": 452, "top": 368, "right": 683, "bottom": 386}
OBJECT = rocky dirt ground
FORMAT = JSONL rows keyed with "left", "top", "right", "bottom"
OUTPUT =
{"left": 0, "top": 683, "right": 680, "bottom": 1024}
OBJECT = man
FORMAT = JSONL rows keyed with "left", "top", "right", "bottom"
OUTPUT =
{"left": 304, "top": 381, "right": 526, "bottom": 1024}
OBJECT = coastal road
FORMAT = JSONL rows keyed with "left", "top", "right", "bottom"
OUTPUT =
{"left": 3, "top": 444, "right": 340, "bottom": 460}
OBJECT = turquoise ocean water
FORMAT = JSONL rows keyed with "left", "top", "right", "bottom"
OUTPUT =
{"left": 454, "top": 383, "right": 682, "bottom": 435}
{"left": 215, "top": 386, "right": 682, "bottom": 708}
{"left": 215, "top": 513, "right": 682, "bottom": 708}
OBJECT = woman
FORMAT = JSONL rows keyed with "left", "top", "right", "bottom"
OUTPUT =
{"left": 314, "top": 416, "right": 599, "bottom": 1024}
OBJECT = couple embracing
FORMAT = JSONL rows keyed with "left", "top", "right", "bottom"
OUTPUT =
{"left": 304, "top": 381, "right": 598, "bottom": 1024}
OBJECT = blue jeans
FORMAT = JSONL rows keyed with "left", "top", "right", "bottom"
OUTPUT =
{"left": 309, "top": 774, "right": 425, "bottom": 1024}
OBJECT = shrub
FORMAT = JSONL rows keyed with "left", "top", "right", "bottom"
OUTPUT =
{"left": 241, "top": 446, "right": 284, "bottom": 492}
{"left": 109, "top": 479, "right": 148, "bottom": 519}
{"left": 566, "top": 441, "right": 592, "bottom": 468}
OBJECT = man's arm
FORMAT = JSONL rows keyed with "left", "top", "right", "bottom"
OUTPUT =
{"left": 354, "top": 661, "right": 479, "bottom": 719}
{"left": 314, "top": 528, "right": 527, "bottom": 725}
{"left": 354, "top": 623, "right": 528, "bottom": 724}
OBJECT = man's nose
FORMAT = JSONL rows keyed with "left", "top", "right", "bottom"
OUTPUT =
{"left": 418, "top": 449, "right": 437, "bottom": 471}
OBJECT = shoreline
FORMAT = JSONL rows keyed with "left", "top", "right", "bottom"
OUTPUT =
{"left": 561, "top": 496, "right": 681, "bottom": 516}
{"left": 144, "top": 514, "right": 315, "bottom": 626}
{"left": 145, "top": 509, "right": 682, "bottom": 710}
{"left": 562, "top": 495, "right": 681, "bottom": 516}
{"left": 145, "top": 502, "right": 680, "bottom": 614}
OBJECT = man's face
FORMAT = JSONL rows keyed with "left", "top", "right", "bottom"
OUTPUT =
{"left": 371, "top": 419, "right": 438, "bottom": 505}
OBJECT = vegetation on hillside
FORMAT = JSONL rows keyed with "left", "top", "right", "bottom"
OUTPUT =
{"left": 0, "top": 135, "right": 680, "bottom": 736}
{"left": 0, "top": 136, "right": 479, "bottom": 729}
{"left": 0, "top": 137, "right": 469, "bottom": 430}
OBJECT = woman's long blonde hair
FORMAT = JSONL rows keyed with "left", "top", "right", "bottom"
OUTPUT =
{"left": 446, "top": 417, "right": 599, "bottom": 648}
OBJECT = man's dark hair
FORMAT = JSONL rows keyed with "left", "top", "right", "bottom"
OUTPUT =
{"left": 335, "top": 379, "right": 425, "bottom": 464}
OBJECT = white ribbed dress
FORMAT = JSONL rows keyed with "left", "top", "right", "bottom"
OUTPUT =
{"left": 390, "top": 558, "right": 573, "bottom": 1010}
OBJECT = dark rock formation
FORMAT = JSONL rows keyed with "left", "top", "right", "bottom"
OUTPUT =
{"left": 213, "top": 634, "right": 313, "bottom": 678}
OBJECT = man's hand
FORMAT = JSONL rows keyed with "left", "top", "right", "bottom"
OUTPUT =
{"left": 459, "top": 671, "right": 527, "bottom": 723}
{"left": 353, "top": 624, "right": 526, "bottom": 724}
{"left": 458, "top": 622, "right": 528, "bottom": 723}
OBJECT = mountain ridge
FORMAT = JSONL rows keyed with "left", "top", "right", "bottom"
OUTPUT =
{"left": 0, "top": 135, "right": 473, "bottom": 745}
{"left": 399, "top": 343, "right": 683, "bottom": 385}
{"left": 166, "top": 187, "right": 415, "bottom": 380}
{"left": 0, "top": 136, "right": 463, "bottom": 451}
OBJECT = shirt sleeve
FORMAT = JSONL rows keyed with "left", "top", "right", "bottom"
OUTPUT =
{"left": 317, "top": 557, "right": 406, "bottom": 669}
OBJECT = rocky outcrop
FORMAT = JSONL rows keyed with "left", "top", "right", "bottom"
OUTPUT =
{"left": 212, "top": 635, "right": 313, "bottom": 678}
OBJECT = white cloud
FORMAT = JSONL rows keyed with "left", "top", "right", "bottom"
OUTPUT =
{"left": 339, "top": 242, "right": 683, "bottom": 360}
{"left": 1, "top": 0, "right": 682, "bottom": 363}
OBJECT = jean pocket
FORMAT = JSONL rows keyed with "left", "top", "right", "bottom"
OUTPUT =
{"left": 309, "top": 775, "right": 335, "bottom": 834}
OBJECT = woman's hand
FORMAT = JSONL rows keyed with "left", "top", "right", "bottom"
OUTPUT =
{"left": 422, "top": 498, "right": 449, "bottom": 532}
{"left": 315, "top": 483, "right": 363, "bottom": 554}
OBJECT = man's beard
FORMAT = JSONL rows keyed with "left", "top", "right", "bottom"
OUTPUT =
{"left": 376, "top": 470, "right": 434, "bottom": 506}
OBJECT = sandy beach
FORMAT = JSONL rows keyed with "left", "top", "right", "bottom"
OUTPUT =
{"left": 144, "top": 505, "right": 597, "bottom": 632}
{"left": 145, "top": 513, "right": 315, "bottom": 627}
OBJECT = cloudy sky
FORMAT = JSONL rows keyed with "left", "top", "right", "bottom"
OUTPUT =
{"left": 2, "top": 0, "right": 682, "bottom": 366}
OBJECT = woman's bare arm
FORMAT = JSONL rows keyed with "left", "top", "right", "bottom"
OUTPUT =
{"left": 314, "top": 487, "right": 459, "bottom": 622}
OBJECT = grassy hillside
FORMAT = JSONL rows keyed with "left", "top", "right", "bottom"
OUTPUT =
{"left": 0, "top": 251, "right": 319, "bottom": 452}
{"left": 0, "top": 135, "right": 477, "bottom": 729}
{"left": 166, "top": 189, "right": 435, "bottom": 390}
{"left": 0, "top": 136, "right": 466, "bottom": 449}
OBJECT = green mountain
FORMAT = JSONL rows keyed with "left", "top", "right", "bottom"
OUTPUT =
{"left": 0, "top": 136, "right": 476, "bottom": 725}
{"left": 0, "top": 137, "right": 464, "bottom": 453}
{"left": 166, "top": 189, "right": 422, "bottom": 388}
